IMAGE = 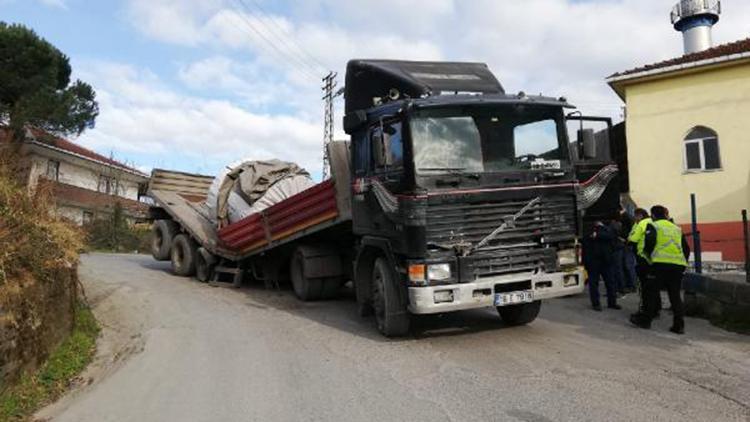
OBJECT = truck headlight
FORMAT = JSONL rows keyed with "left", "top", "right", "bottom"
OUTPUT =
{"left": 557, "top": 248, "right": 577, "bottom": 267}
{"left": 427, "top": 263, "right": 452, "bottom": 281}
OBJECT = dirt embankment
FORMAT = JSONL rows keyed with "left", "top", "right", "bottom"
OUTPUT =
{"left": 0, "top": 160, "right": 83, "bottom": 389}
{"left": 0, "top": 268, "right": 78, "bottom": 387}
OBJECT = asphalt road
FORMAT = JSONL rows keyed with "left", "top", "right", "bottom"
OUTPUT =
{"left": 39, "top": 253, "right": 750, "bottom": 422}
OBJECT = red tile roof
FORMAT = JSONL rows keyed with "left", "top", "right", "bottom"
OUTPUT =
{"left": 609, "top": 38, "right": 750, "bottom": 79}
{"left": 0, "top": 127, "right": 146, "bottom": 176}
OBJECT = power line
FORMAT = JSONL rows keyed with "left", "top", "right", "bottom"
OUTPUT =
{"left": 229, "top": 0, "right": 321, "bottom": 82}
{"left": 239, "top": 0, "right": 330, "bottom": 73}
{"left": 231, "top": 0, "right": 323, "bottom": 80}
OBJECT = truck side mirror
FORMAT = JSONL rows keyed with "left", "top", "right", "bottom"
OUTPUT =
{"left": 577, "top": 129, "right": 596, "bottom": 159}
{"left": 372, "top": 133, "right": 386, "bottom": 167}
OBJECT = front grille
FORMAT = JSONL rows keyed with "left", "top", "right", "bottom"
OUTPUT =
{"left": 426, "top": 194, "right": 576, "bottom": 281}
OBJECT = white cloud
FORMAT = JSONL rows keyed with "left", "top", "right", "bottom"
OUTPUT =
{"left": 100, "top": 0, "right": 750, "bottom": 174}
{"left": 74, "top": 60, "right": 323, "bottom": 175}
{"left": 37, "top": 0, "right": 66, "bottom": 8}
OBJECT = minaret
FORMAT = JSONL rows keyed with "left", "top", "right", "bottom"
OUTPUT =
{"left": 670, "top": 0, "right": 721, "bottom": 55}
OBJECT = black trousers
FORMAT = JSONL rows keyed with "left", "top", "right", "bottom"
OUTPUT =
{"left": 644, "top": 263, "right": 685, "bottom": 330}
{"left": 635, "top": 258, "right": 660, "bottom": 313}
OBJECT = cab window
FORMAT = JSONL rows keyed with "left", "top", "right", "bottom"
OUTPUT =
{"left": 372, "top": 121, "right": 403, "bottom": 173}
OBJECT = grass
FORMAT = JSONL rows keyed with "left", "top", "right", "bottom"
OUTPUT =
{"left": 0, "top": 304, "right": 99, "bottom": 421}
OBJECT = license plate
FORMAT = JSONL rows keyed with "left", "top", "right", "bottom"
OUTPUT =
{"left": 494, "top": 290, "right": 533, "bottom": 306}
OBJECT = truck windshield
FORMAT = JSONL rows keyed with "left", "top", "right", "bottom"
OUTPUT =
{"left": 410, "top": 105, "right": 568, "bottom": 175}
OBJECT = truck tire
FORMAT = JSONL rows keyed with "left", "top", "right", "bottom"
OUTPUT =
{"left": 290, "top": 249, "right": 323, "bottom": 301}
{"left": 151, "top": 220, "right": 178, "bottom": 261}
{"left": 171, "top": 234, "right": 198, "bottom": 277}
{"left": 319, "top": 277, "right": 342, "bottom": 300}
{"left": 497, "top": 301, "right": 541, "bottom": 326}
{"left": 194, "top": 247, "right": 215, "bottom": 282}
{"left": 372, "top": 257, "right": 410, "bottom": 337}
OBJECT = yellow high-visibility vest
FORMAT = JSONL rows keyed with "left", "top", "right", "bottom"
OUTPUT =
{"left": 651, "top": 219, "right": 688, "bottom": 267}
{"left": 628, "top": 217, "right": 653, "bottom": 261}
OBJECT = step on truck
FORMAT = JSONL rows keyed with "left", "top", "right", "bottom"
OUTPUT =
{"left": 148, "top": 59, "right": 620, "bottom": 337}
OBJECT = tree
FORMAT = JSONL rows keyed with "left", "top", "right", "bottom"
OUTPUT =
{"left": 0, "top": 22, "right": 98, "bottom": 140}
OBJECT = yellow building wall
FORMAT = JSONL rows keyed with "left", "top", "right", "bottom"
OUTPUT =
{"left": 624, "top": 63, "right": 750, "bottom": 225}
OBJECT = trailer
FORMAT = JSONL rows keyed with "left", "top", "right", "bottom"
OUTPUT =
{"left": 148, "top": 59, "right": 620, "bottom": 336}
{"left": 148, "top": 141, "right": 353, "bottom": 295}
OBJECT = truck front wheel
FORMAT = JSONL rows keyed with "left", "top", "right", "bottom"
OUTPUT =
{"left": 171, "top": 234, "right": 197, "bottom": 277}
{"left": 497, "top": 301, "right": 541, "bottom": 326}
{"left": 372, "top": 257, "right": 410, "bottom": 337}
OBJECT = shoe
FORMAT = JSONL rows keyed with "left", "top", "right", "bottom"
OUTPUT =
{"left": 608, "top": 304, "right": 622, "bottom": 310}
{"left": 629, "top": 314, "right": 651, "bottom": 329}
{"left": 669, "top": 326, "right": 685, "bottom": 335}
{"left": 592, "top": 304, "right": 603, "bottom": 312}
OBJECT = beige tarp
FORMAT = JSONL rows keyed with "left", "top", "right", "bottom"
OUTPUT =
{"left": 213, "top": 159, "right": 314, "bottom": 226}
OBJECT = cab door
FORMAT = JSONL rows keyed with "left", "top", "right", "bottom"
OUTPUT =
{"left": 351, "top": 119, "right": 405, "bottom": 236}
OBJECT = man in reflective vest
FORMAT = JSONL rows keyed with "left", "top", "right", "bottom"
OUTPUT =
{"left": 626, "top": 208, "right": 659, "bottom": 315}
{"left": 630, "top": 205, "right": 690, "bottom": 334}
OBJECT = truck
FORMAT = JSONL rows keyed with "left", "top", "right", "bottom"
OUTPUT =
{"left": 147, "top": 59, "right": 620, "bottom": 336}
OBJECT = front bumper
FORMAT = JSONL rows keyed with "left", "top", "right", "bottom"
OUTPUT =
{"left": 407, "top": 268, "right": 584, "bottom": 314}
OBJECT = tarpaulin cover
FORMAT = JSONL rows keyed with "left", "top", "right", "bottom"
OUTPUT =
{"left": 206, "top": 159, "right": 314, "bottom": 226}
{"left": 344, "top": 59, "right": 505, "bottom": 113}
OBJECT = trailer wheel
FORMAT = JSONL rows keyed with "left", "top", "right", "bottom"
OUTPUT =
{"left": 319, "top": 277, "right": 342, "bottom": 300}
{"left": 497, "top": 301, "right": 541, "bottom": 326}
{"left": 372, "top": 257, "right": 410, "bottom": 337}
{"left": 171, "top": 234, "right": 198, "bottom": 277}
{"left": 151, "top": 220, "right": 178, "bottom": 261}
{"left": 194, "top": 247, "right": 215, "bottom": 282}
{"left": 290, "top": 249, "right": 323, "bottom": 301}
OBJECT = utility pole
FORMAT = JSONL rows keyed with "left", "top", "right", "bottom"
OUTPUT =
{"left": 321, "top": 71, "right": 338, "bottom": 180}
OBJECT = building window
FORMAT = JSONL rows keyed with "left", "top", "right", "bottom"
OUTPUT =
{"left": 46, "top": 160, "right": 60, "bottom": 181}
{"left": 82, "top": 211, "right": 93, "bottom": 224}
{"left": 98, "top": 175, "right": 115, "bottom": 194}
{"left": 683, "top": 126, "right": 721, "bottom": 172}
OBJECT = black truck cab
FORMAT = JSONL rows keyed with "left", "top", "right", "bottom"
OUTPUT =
{"left": 343, "top": 60, "right": 617, "bottom": 336}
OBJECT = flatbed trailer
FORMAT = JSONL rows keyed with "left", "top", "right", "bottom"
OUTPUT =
{"left": 148, "top": 142, "right": 354, "bottom": 288}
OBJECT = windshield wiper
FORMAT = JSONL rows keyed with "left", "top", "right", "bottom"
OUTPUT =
{"left": 419, "top": 167, "right": 480, "bottom": 180}
{"left": 418, "top": 167, "right": 467, "bottom": 173}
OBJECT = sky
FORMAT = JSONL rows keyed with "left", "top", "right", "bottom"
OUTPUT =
{"left": 2, "top": 0, "right": 749, "bottom": 179}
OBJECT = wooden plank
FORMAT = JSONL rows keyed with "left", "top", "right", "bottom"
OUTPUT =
{"left": 149, "top": 169, "right": 213, "bottom": 198}
{"left": 151, "top": 175, "right": 213, "bottom": 187}
{"left": 149, "top": 183, "right": 211, "bottom": 196}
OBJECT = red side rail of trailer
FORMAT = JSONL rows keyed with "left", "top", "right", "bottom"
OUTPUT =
{"left": 217, "top": 179, "right": 339, "bottom": 254}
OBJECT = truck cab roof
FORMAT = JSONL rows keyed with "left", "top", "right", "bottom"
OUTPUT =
{"left": 344, "top": 59, "right": 572, "bottom": 132}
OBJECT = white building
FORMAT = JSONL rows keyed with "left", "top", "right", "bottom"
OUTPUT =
{"left": 1, "top": 127, "right": 149, "bottom": 225}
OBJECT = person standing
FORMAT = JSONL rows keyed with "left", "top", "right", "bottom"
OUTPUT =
{"left": 630, "top": 206, "right": 690, "bottom": 334}
{"left": 627, "top": 208, "right": 656, "bottom": 316}
{"left": 619, "top": 207, "right": 637, "bottom": 293}
{"left": 608, "top": 215, "right": 627, "bottom": 295}
{"left": 583, "top": 220, "right": 620, "bottom": 311}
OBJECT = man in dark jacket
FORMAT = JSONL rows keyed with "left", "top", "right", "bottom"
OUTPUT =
{"left": 619, "top": 207, "right": 637, "bottom": 293}
{"left": 583, "top": 220, "right": 620, "bottom": 311}
{"left": 630, "top": 206, "right": 690, "bottom": 334}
